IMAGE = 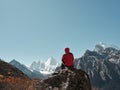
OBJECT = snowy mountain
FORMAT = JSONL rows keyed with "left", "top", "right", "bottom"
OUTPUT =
{"left": 30, "top": 56, "right": 59, "bottom": 74}
{"left": 44, "top": 56, "right": 59, "bottom": 72}
{"left": 94, "top": 42, "right": 119, "bottom": 54}
{"left": 30, "top": 61, "right": 45, "bottom": 71}
{"left": 74, "top": 42, "right": 120, "bottom": 90}
{"left": 9, "top": 57, "right": 59, "bottom": 79}
{"left": 9, "top": 59, "right": 45, "bottom": 79}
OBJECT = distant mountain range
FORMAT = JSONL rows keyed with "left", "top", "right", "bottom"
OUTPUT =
{"left": 9, "top": 56, "right": 59, "bottom": 79}
{"left": 30, "top": 56, "right": 59, "bottom": 74}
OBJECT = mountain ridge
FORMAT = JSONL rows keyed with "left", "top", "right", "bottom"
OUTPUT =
{"left": 75, "top": 43, "right": 120, "bottom": 90}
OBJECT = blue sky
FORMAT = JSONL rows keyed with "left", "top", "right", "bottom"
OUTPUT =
{"left": 0, "top": 0, "right": 120, "bottom": 66}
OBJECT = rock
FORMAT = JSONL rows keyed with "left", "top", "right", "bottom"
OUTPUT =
{"left": 31, "top": 69, "right": 92, "bottom": 90}
{"left": 43, "top": 69, "right": 92, "bottom": 90}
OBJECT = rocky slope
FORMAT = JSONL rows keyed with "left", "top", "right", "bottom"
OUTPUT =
{"left": 0, "top": 59, "right": 31, "bottom": 90}
{"left": 74, "top": 43, "right": 120, "bottom": 90}
{"left": 0, "top": 59, "right": 28, "bottom": 79}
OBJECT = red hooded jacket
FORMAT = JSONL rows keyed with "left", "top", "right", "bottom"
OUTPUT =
{"left": 62, "top": 48, "right": 74, "bottom": 67}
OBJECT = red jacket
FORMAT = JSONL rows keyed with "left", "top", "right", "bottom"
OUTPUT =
{"left": 62, "top": 48, "right": 74, "bottom": 67}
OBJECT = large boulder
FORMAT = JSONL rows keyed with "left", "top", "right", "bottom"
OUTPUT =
{"left": 43, "top": 69, "right": 91, "bottom": 90}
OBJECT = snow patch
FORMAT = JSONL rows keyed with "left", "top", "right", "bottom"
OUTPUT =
{"left": 109, "top": 58, "right": 119, "bottom": 64}
{"left": 94, "top": 42, "right": 119, "bottom": 53}
{"left": 99, "top": 71, "right": 106, "bottom": 80}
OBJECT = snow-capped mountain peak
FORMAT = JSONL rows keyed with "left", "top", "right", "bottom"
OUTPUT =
{"left": 30, "top": 56, "right": 59, "bottom": 75}
{"left": 43, "top": 56, "right": 59, "bottom": 74}
{"left": 94, "top": 42, "right": 119, "bottom": 53}
{"left": 45, "top": 56, "right": 58, "bottom": 66}
{"left": 94, "top": 42, "right": 108, "bottom": 52}
{"left": 97, "top": 42, "right": 108, "bottom": 48}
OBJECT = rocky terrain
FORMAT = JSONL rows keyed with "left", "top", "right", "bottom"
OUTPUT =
{"left": 0, "top": 60, "right": 91, "bottom": 90}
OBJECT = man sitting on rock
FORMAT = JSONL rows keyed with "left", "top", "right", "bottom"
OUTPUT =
{"left": 61, "top": 47, "right": 74, "bottom": 70}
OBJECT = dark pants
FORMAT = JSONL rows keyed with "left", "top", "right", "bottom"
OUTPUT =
{"left": 61, "top": 63, "right": 74, "bottom": 70}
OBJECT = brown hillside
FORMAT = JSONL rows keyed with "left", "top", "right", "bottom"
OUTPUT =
{"left": 0, "top": 59, "right": 28, "bottom": 79}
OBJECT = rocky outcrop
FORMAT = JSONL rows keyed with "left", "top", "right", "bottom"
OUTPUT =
{"left": 29, "top": 69, "right": 91, "bottom": 90}
{"left": 43, "top": 69, "right": 91, "bottom": 90}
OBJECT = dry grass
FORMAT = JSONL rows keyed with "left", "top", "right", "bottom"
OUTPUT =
{"left": 0, "top": 76, "right": 31, "bottom": 90}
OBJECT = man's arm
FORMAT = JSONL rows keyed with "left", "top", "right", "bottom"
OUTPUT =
{"left": 62, "top": 54, "right": 65, "bottom": 64}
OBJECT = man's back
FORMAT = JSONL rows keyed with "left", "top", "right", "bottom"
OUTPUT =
{"left": 62, "top": 48, "right": 74, "bottom": 67}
